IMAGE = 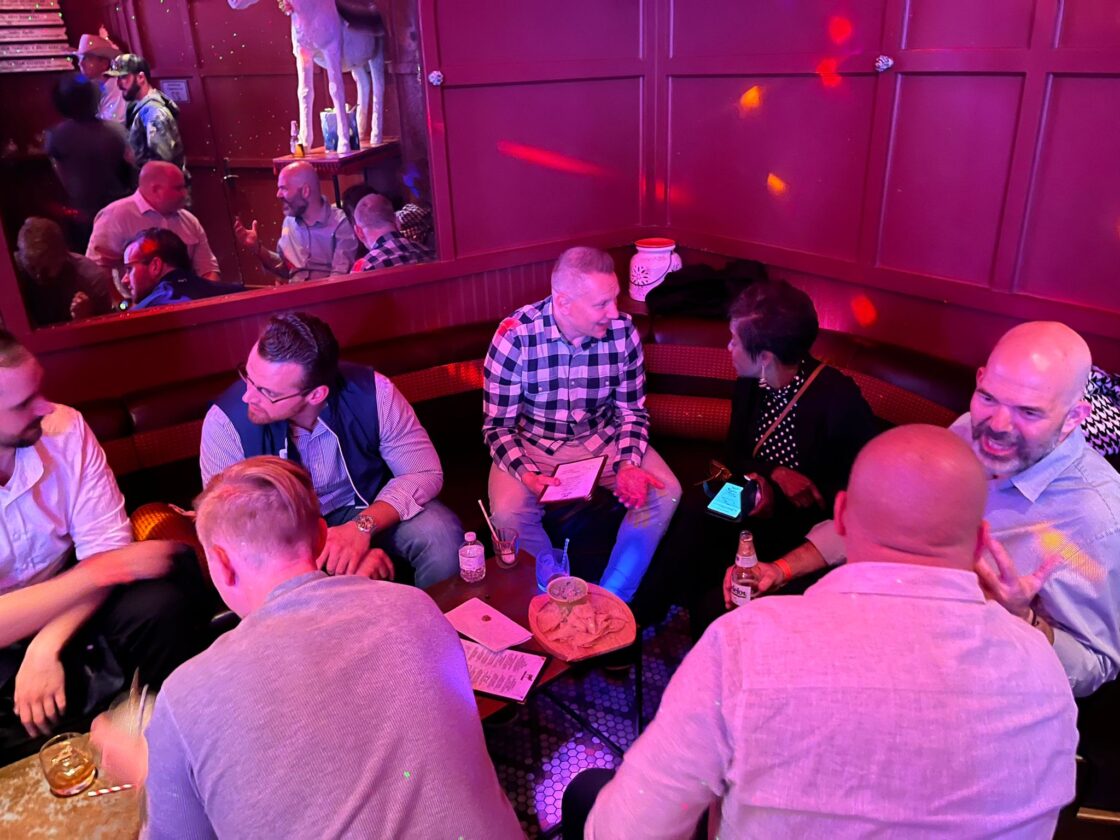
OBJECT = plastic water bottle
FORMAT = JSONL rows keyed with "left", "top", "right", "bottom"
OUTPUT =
{"left": 730, "top": 530, "right": 758, "bottom": 607}
{"left": 289, "top": 121, "right": 299, "bottom": 155}
{"left": 458, "top": 532, "right": 485, "bottom": 583}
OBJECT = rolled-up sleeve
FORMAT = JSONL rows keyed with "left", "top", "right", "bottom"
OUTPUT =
{"left": 373, "top": 374, "right": 443, "bottom": 521}
{"left": 610, "top": 322, "right": 650, "bottom": 472}
{"left": 483, "top": 323, "right": 533, "bottom": 478}
{"left": 1044, "top": 528, "right": 1120, "bottom": 697}
{"left": 806, "top": 518, "right": 847, "bottom": 566}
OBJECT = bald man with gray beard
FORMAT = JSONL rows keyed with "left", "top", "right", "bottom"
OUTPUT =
{"left": 234, "top": 161, "right": 359, "bottom": 283}
{"left": 738, "top": 321, "right": 1120, "bottom": 698}
{"left": 578, "top": 425, "right": 1077, "bottom": 839}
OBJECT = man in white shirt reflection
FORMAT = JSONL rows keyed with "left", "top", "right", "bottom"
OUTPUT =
{"left": 574, "top": 425, "right": 1077, "bottom": 840}
{"left": 0, "top": 330, "right": 211, "bottom": 763}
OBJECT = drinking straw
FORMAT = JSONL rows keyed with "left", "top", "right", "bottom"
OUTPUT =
{"left": 477, "top": 499, "right": 500, "bottom": 545}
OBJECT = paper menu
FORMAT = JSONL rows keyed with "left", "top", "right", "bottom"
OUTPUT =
{"left": 460, "top": 640, "right": 547, "bottom": 703}
{"left": 539, "top": 455, "right": 607, "bottom": 504}
{"left": 444, "top": 597, "right": 532, "bottom": 652}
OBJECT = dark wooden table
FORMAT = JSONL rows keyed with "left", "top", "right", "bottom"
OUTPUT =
{"left": 425, "top": 551, "right": 569, "bottom": 719}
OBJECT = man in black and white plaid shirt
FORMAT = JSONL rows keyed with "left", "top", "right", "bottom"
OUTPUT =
{"left": 351, "top": 194, "right": 433, "bottom": 273}
{"left": 483, "top": 246, "right": 681, "bottom": 602}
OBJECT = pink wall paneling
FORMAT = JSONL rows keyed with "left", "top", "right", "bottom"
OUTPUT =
{"left": 434, "top": 0, "right": 642, "bottom": 66}
{"left": 876, "top": 73, "right": 1023, "bottom": 285}
{"left": 440, "top": 78, "right": 643, "bottom": 257}
{"left": 1055, "top": 1, "right": 1120, "bottom": 49}
{"left": 190, "top": 0, "right": 294, "bottom": 70}
{"left": 134, "top": 0, "right": 196, "bottom": 70}
{"left": 902, "top": 0, "right": 1035, "bottom": 49}
{"left": 1015, "top": 74, "right": 1120, "bottom": 312}
{"left": 670, "top": 0, "right": 886, "bottom": 58}
{"left": 667, "top": 73, "right": 876, "bottom": 262}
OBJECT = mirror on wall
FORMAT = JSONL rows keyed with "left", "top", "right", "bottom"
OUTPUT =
{"left": 0, "top": 0, "right": 435, "bottom": 329}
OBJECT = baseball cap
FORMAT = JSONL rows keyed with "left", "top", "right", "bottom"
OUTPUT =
{"left": 106, "top": 53, "right": 150, "bottom": 78}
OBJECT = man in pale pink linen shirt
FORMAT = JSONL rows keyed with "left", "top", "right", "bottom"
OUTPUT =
{"left": 574, "top": 424, "right": 1077, "bottom": 840}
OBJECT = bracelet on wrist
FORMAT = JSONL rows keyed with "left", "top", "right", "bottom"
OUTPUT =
{"left": 774, "top": 558, "right": 793, "bottom": 583}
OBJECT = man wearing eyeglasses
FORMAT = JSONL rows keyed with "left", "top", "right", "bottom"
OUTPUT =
{"left": 199, "top": 312, "right": 462, "bottom": 587}
{"left": 123, "top": 229, "right": 242, "bottom": 310}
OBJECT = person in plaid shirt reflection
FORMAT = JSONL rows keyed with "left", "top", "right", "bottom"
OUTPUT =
{"left": 351, "top": 194, "right": 433, "bottom": 272}
{"left": 483, "top": 246, "right": 681, "bottom": 602}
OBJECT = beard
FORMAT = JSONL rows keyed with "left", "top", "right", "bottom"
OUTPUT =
{"left": 971, "top": 418, "right": 1060, "bottom": 478}
{"left": 0, "top": 418, "right": 44, "bottom": 448}
{"left": 281, "top": 197, "right": 308, "bottom": 218}
{"left": 121, "top": 80, "right": 141, "bottom": 101}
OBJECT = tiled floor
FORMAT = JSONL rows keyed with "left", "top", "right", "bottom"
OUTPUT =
{"left": 484, "top": 608, "right": 693, "bottom": 837}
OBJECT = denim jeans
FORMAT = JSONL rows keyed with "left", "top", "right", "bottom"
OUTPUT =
{"left": 326, "top": 499, "right": 462, "bottom": 588}
{"left": 488, "top": 440, "right": 681, "bottom": 602}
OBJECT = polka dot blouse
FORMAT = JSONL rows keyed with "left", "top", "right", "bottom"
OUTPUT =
{"left": 753, "top": 358, "right": 814, "bottom": 469}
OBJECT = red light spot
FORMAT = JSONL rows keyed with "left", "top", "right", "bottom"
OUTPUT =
{"left": 850, "top": 294, "right": 877, "bottom": 326}
{"left": 828, "top": 17, "right": 853, "bottom": 45}
{"left": 496, "top": 140, "right": 608, "bottom": 177}
{"left": 816, "top": 58, "right": 842, "bottom": 88}
{"left": 738, "top": 85, "right": 762, "bottom": 113}
{"left": 766, "top": 173, "right": 788, "bottom": 196}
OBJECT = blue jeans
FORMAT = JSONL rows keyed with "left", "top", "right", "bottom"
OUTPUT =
{"left": 326, "top": 499, "right": 462, "bottom": 588}
{"left": 488, "top": 440, "right": 681, "bottom": 602}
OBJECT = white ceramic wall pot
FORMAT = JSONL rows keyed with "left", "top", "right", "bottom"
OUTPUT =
{"left": 629, "top": 237, "right": 681, "bottom": 301}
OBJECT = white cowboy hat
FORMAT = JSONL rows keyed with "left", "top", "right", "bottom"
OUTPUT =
{"left": 72, "top": 33, "right": 121, "bottom": 60}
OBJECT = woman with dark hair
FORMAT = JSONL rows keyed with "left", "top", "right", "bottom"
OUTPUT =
{"left": 640, "top": 279, "right": 878, "bottom": 636}
{"left": 45, "top": 75, "right": 135, "bottom": 248}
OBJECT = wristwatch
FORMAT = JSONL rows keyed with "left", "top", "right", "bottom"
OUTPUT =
{"left": 354, "top": 513, "right": 376, "bottom": 535}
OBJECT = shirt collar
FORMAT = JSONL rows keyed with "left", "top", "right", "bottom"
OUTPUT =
{"left": 539, "top": 296, "right": 609, "bottom": 350}
{"left": 265, "top": 570, "right": 327, "bottom": 605}
{"left": 1005, "top": 426, "right": 1086, "bottom": 503}
{"left": 371, "top": 230, "right": 402, "bottom": 248}
{"left": 808, "top": 561, "right": 987, "bottom": 604}
{"left": 298, "top": 198, "right": 333, "bottom": 229}
{"left": 132, "top": 190, "right": 158, "bottom": 216}
{"left": 540, "top": 297, "right": 566, "bottom": 344}
{"left": 951, "top": 414, "right": 1087, "bottom": 504}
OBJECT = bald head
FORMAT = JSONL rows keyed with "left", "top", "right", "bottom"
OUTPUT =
{"left": 277, "top": 162, "right": 322, "bottom": 219}
{"left": 138, "top": 162, "right": 188, "bottom": 214}
{"left": 838, "top": 425, "right": 987, "bottom": 570}
{"left": 987, "top": 322, "right": 1091, "bottom": 408}
{"left": 970, "top": 321, "right": 1093, "bottom": 479}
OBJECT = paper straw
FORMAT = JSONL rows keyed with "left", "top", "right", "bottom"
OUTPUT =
{"left": 87, "top": 784, "right": 133, "bottom": 798}
{"left": 477, "top": 499, "right": 500, "bottom": 545}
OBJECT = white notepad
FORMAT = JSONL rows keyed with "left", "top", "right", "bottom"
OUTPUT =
{"left": 444, "top": 597, "right": 532, "bottom": 652}
{"left": 539, "top": 455, "right": 607, "bottom": 504}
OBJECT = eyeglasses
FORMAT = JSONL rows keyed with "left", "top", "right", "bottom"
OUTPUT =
{"left": 237, "top": 364, "right": 313, "bottom": 404}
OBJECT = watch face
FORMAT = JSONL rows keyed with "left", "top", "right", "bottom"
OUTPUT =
{"left": 355, "top": 514, "right": 374, "bottom": 534}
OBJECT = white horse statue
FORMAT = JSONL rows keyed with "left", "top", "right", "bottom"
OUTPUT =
{"left": 228, "top": 0, "right": 385, "bottom": 153}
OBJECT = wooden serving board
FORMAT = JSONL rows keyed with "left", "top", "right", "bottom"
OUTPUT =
{"left": 528, "top": 583, "right": 636, "bottom": 663}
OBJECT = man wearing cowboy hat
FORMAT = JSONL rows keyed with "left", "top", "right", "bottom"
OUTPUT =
{"left": 72, "top": 32, "right": 126, "bottom": 124}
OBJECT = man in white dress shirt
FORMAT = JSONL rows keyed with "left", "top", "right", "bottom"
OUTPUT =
{"left": 573, "top": 424, "right": 1077, "bottom": 839}
{"left": 0, "top": 330, "right": 211, "bottom": 763}
{"left": 87, "top": 161, "right": 221, "bottom": 282}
